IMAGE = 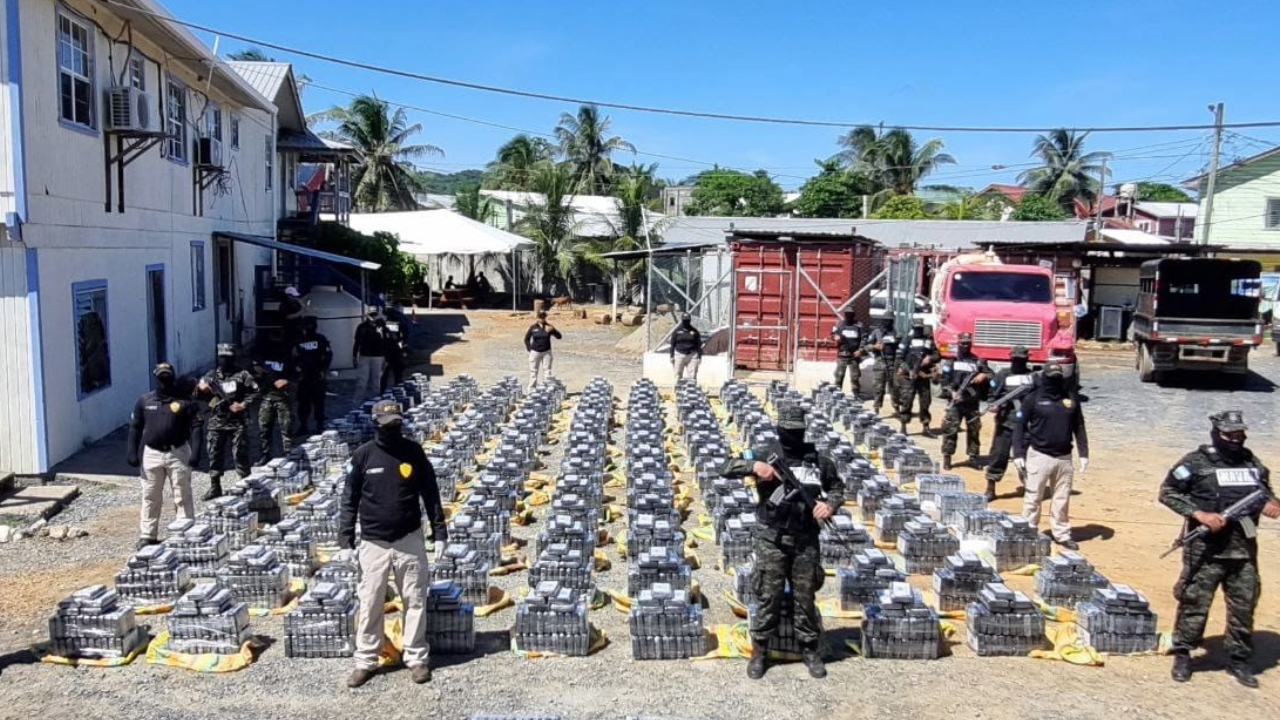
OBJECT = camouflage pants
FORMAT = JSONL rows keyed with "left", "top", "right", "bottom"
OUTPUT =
{"left": 258, "top": 393, "right": 294, "bottom": 461}
{"left": 206, "top": 420, "right": 250, "bottom": 481}
{"left": 1173, "top": 555, "right": 1260, "bottom": 661}
{"left": 986, "top": 424, "right": 1015, "bottom": 483}
{"left": 833, "top": 356, "right": 862, "bottom": 396}
{"left": 941, "top": 402, "right": 982, "bottom": 457}
{"left": 751, "top": 530, "right": 824, "bottom": 647}
{"left": 871, "top": 357, "right": 897, "bottom": 412}
{"left": 896, "top": 377, "right": 933, "bottom": 427}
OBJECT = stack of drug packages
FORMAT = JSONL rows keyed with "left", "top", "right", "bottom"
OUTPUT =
{"left": 965, "top": 583, "right": 1047, "bottom": 656}
{"left": 114, "top": 544, "right": 193, "bottom": 607}
{"left": 168, "top": 582, "right": 251, "bottom": 654}
{"left": 49, "top": 585, "right": 148, "bottom": 659}
{"left": 861, "top": 582, "right": 942, "bottom": 660}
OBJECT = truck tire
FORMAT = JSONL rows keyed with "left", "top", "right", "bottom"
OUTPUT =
{"left": 1137, "top": 343, "right": 1157, "bottom": 383}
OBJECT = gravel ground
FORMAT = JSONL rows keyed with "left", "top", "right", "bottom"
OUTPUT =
{"left": 2, "top": 313, "right": 1279, "bottom": 719}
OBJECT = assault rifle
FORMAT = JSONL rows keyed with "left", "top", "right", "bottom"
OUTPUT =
{"left": 763, "top": 451, "right": 833, "bottom": 529}
{"left": 1160, "top": 488, "right": 1272, "bottom": 558}
{"left": 980, "top": 381, "right": 1037, "bottom": 416}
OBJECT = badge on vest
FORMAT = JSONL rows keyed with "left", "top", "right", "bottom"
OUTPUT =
{"left": 400, "top": 463, "right": 413, "bottom": 479}
{"left": 267, "top": 361, "right": 284, "bottom": 372}
{"left": 1062, "top": 398, "right": 1073, "bottom": 408}
{"left": 170, "top": 401, "right": 182, "bottom": 413}
{"left": 1215, "top": 468, "right": 1259, "bottom": 488}
{"left": 300, "top": 341, "right": 319, "bottom": 351}
{"left": 220, "top": 381, "right": 238, "bottom": 394}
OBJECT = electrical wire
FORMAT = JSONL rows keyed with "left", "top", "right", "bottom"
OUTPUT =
{"left": 99, "top": 0, "right": 1280, "bottom": 134}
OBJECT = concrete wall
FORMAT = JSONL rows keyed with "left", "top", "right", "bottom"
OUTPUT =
{"left": 0, "top": 246, "right": 43, "bottom": 472}
{"left": 1199, "top": 152, "right": 1280, "bottom": 248}
{"left": 642, "top": 351, "right": 732, "bottom": 389}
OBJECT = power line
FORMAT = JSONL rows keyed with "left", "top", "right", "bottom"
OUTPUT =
{"left": 102, "top": 0, "right": 1280, "bottom": 134}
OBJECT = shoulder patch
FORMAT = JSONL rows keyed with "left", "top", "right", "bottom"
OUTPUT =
{"left": 1173, "top": 465, "right": 1192, "bottom": 481}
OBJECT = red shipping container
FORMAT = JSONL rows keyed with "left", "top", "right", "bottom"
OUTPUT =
{"left": 731, "top": 237, "right": 882, "bottom": 370}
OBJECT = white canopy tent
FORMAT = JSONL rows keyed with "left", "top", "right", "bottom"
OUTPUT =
{"left": 349, "top": 210, "right": 533, "bottom": 308}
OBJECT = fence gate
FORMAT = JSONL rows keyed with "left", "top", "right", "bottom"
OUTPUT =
{"left": 887, "top": 254, "right": 922, "bottom": 339}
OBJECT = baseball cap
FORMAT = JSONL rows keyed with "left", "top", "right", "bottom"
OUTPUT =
{"left": 371, "top": 399, "right": 404, "bottom": 426}
{"left": 216, "top": 343, "right": 236, "bottom": 357}
{"left": 153, "top": 362, "right": 176, "bottom": 378}
{"left": 367, "top": 309, "right": 380, "bottom": 319}
{"left": 1210, "top": 410, "right": 1247, "bottom": 433}
{"left": 1010, "top": 345, "right": 1029, "bottom": 359}
{"left": 1043, "top": 362, "right": 1064, "bottom": 378}
{"left": 284, "top": 286, "right": 301, "bottom": 298}
{"left": 776, "top": 404, "right": 807, "bottom": 430}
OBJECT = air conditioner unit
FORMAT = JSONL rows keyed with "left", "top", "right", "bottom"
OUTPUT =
{"left": 105, "top": 86, "right": 154, "bottom": 132}
{"left": 197, "top": 137, "right": 223, "bottom": 168}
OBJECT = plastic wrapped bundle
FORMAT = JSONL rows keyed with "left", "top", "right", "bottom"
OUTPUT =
{"left": 162, "top": 519, "right": 230, "bottom": 580}
{"left": 627, "top": 513, "right": 686, "bottom": 560}
{"left": 734, "top": 560, "right": 757, "bottom": 606}
{"left": 431, "top": 543, "right": 492, "bottom": 604}
{"left": 292, "top": 494, "right": 340, "bottom": 546}
{"left": 168, "top": 582, "right": 252, "bottom": 655}
{"left": 460, "top": 495, "right": 514, "bottom": 544}
{"left": 226, "top": 474, "right": 283, "bottom": 525}
{"left": 471, "top": 473, "right": 521, "bottom": 514}
{"left": 314, "top": 469, "right": 347, "bottom": 498}
{"left": 49, "top": 585, "right": 147, "bottom": 659}
{"left": 857, "top": 476, "right": 895, "bottom": 524}
{"left": 837, "top": 549, "right": 903, "bottom": 611}
{"left": 260, "top": 517, "right": 317, "bottom": 579}
{"left": 199, "top": 496, "right": 260, "bottom": 550}
{"left": 629, "top": 584, "right": 706, "bottom": 660}
{"left": 896, "top": 516, "right": 959, "bottom": 575}
{"left": 932, "top": 552, "right": 1002, "bottom": 612}
{"left": 861, "top": 582, "right": 942, "bottom": 660}
{"left": 514, "top": 581, "right": 591, "bottom": 656}
{"left": 819, "top": 511, "right": 872, "bottom": 566}
{"left": 216, "top": 544, "right": 290, "bottom": 609}
{"left": 719, "top": 513, "right": 758, "bottom": 568}
{"left": 114, "top": 545, "right": 193, "bottom": 606}
{"left": 955, "top": 510, "right": 1009, "bottom": 539}
{"left": 992, "top": 516, "right": 1053, "bottom": 571}
{"left": 284, "top": 581, "right": 357, "bottom": 658}
{"left": 260, "top": 457, "right": 312, "bottom": 496}
{"left": 873, "top": 494, "right": 922, "bottom": 544}
{"left": 965, "top": 583, "right": 1047, "bottom": 656}
{"left": 626, "top": 545, "right": 692, "bottom": 597}
{"left": 453, "top": 514, "right": 507, "bottom": 566}
{"left": 1034, "top": 551, "right": 1109, "bottom": 606}
{"left": 555, "top": 473, "right": 604, "bottom": 508}
{"left": 314, "top": 557, "right": 360, "bottom": 595}
{"left": 1075, "top": 584, "right": 1159, "bottom": 654}
{"left": 935, "top": 492, "right": 989, "bottom": 528}
{"left": 892, "top": 448, "right": 935, "bottom": 485}
{"left": 529, "top": 543, "right": 593, "bottom": 592}
{"left": 424, "top": 580, "right": 476, "bottom": 655}
{"left": 548, "top": 494, "right": 599, "bottom": 535}
{"left": 915, "top": 474, "right": 966, "bottom": 503}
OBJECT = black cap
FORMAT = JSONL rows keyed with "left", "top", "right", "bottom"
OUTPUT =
{"left": 1010, "top": 345, "right": 1029, "bottom": 359}
{"left": 371, "top": 399, "right": 404, "bottom": 426}
{"left": 153, "top": 362, "right": 176, "bottom": 378}
{"left": 1043, "top": 362, "right": 1064, "bottom": 378}
{"left": 1210, "top": 410, "right": 1247, "bottom": 433}
{"left": 776, "top": 404, "right": 807, "bottom": 430}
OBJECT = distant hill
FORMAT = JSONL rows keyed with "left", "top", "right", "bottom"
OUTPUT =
{"left": 416, "top": 169, "right": 486, "bottom": 194}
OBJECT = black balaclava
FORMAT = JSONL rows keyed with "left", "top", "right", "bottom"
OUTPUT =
{"left": 958, "top": 341, "right": 973, "bottom": 359}
{"left": 1042, "top": 373, "right": 1066, "bottom": 400}
{"left": 1211, "top": 429, "right": 1248, "bottom": 464}
{"left": 376, "top": 420, "right": 403, "bottom": 446}
{"left": 680, "top": 314, "right": 692, "bottom": 329}
{"left": 1010, "top": 356, "right": 1029, "bottom": 374}
{"left": 156, "top": 374, "right": 177, "bottom": 397}
{"left": 911, "top": 324, "right": 925, "bottom": 339}
{"left": 218, "top": 355, "right": 237, "bottom": 373}
{"left": 844, "top": 312, "right": 856, "bottom": 326}
{"left": 303, "top": 319, "right": 318, "bottom": 337}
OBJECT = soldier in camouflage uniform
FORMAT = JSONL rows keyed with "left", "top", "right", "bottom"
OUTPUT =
{"left": 720, "top": 404, "right": 844, "bottom": 681}
{"left": 1160, "top": 410, "right": 1279, "bottom": 688}
{"left": 866, "top": 319, "right": 900, "bottom": 416}
{"left": 938, "top": 333, "right": 991, "bottom": 471}
{"left": 195, "top": 344, "right": 261, "bottom": 500}
{"left": 253, "top": 332, "right": 296, "bottom": 464}
{"left": 896, "top": 321, "right": 939, "bottom": 437}
{"left": 830, "top": 311, "right": 865, "bottom": 397}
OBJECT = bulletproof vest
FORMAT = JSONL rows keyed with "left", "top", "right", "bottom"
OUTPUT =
{"left": 760, "top": 461, "right": 823, "bottom": 536}
{"left": 296, "top": 337, "right": 326, "bottom": 372}
{"left": 834, "top": 323, "right": 861, "bottom": 356}
{"left": 672, "top": 327, "right": 700, "bottom": 354}
{"left": 996, "top": 372, "right": 1034, "bottom": 424}
{"left": 946, "top": 357, "right": 980, "bottom": 390}
{"left": 879, "top": 331, "right": 899, "bottom": 359}
{"left": 1197, "top": 446, "right": 1265, "bottom": 514}
{"left": 208, "top": 370, "right": 251, "bottom": 416}
{"left": 260, "top": 359, "right": 290, "bottom": 394}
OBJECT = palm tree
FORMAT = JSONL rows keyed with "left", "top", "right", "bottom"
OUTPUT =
{"left": 453, "top": 184, "right": 495, "bottom": 224}
{"left": 555, "top": 105, "right": 636, "bottom": 195}
{"left": 835, "top": 125, "right": 956, "bottom": 198}
{"left": 1017, "top": 129, "right": 1112, "bottom": 213}
{"left": 485, "top": 134, "right": 555, "bottom": 190}
{"left": 311, "top": 96, "right": 442, "bottom": 212}
{"left": 519, "top": 161, "right": 582, "bottom": 293}
{"left": 227, "top": 48, "right": 274, "bottom": 62}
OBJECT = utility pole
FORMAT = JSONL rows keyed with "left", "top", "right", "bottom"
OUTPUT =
{"left": 1199, "top": 102, "right": 1225, "bottom": 245}
{"left": 1093, "top": 159, "right": 1108, "bottom": 239}
{"left": 862, "top": 195, "right": 870, "bottom": 219}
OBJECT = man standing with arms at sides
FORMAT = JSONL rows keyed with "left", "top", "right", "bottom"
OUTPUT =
{"left": 195, "top": 344, "right": 260, "bottom": 500}
{"left": 670, "top": 313, "right": 704, "bottom": 382}
{"left": 524, "top": 310, "right": 562, "bottom": 390}
{"left": 126, "top": 363, "right": 202, "bottom": 550}
{"left": 294, "top": 316, "right": 333, "bottom": 436}
{"left": 831, "top": 310, "right": 865, "bottom": 397}
{"left": 866, "top": 319, "right": 900, "bottom": 416}
{"left": 279, "top": 286, "right": 305, "bottom": 349}
{"left": 1160, "top": 411, "right": 1278, "bottom": 688}
{"left": 339, "top": 400, "right": 448, "bottom": 688}
{"left": 719, "top": 404, "right": 844, "bottom": 681}
{"left": 896, "top": 321, "right": 939, "bottom": 437}
{"left": 253, "top": 332, "right": 296, "bottom": 464}
{"left": 938, "top": 333, "right": 991, "bottom": 471}
{"left": 352, "top": 310, "right": 386, "bottom": 407}
{"left": 1013, "top": 362, "right": 1088, "bottom": 550}
{"left": 380, "top": 315, "right": 406, "bottom": 394}
{"left": 984, "top": 345, "right": 1036, "bottom": 501}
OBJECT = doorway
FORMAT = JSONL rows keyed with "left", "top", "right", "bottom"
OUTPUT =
{"left": 145, "top": 264, "right": 167, "bottom": 384}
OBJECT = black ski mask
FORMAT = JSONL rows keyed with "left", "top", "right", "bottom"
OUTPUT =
{"left": 157, "top": 374, "right": 177, "bottom": 396}
{"left": 1041, "top": 374, "right": 1066, "bottom": 400}
{"left": 1010, "top": 357, "right": 1029, "bottom": 374}
{"left": 376, "top": 420, "right": 403, "bottom": 446}
{"left": 218, "top": 356, "right": 237, "bottom": 372}
{"left": 1211, "top": 429, "right": 1248, "bottom": 464}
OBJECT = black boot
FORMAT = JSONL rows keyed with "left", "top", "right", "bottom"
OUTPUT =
{"left": 1228, "top": 661, "right": 1259, "bottom": 689}
{"left": 899, "top": 420, "right": 908, "bottom": 434}
{"left": 942, "top": 455, "right": 952, "bottom": 471}
{"left": 201, "top": 478, "right": 223, "bottom": 501}
{"left": 802, "top": 648, "right": 827, "bottom": 679}
{"left": 922, "top": 427, "right": 937, "bottom": 439}
{"left": 969, "top": 455, "right": 986, "bottom": 469}
{"left": 984, "top": 480, "right": 997, "bottom": 502}
{"left": 747, "top": 642, "right": 769, "bottom": 680}
{"left": 1170, "top": 652, "right": 1191, "bottom": 683}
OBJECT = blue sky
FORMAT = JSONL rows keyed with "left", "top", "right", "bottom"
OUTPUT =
{"left": 167, "top": 0, "right": 1280, "bottom": 191}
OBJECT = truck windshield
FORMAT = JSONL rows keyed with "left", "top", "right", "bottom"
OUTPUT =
{"left": 949, "top": 272, "right": 1051, "bottom": 303}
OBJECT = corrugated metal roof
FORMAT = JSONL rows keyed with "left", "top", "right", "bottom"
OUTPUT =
{"left": 658, "top": 217, "right": 1087, "bottom": 250}
{"left": 1134, "top": 201, "right": 1198, "bottom": 219}
{"left": 1100, "top": 228, "right": 1171, "bottom": 245}
{"left": 226, "top": 62, "right": 290, "bottom": 102}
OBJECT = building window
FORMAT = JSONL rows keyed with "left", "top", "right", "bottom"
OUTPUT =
{"left": 230, "top": 115, "right": 240, "bottom": 150}
{"left": 128, "top": 53, "right": 146, "bottom": 91}
{"left": 57, "top": 11, "right": 94, "bottom": 128}
{"left": 1266, "top": 198, "right": 1280, "bottom": 229}
{"left": 165, "top": 76, "right": 188, "bottom": 162}
{"left": 191, "top": 242, "right": 207, "bottom": 311}
{"left": 206, "top": 104, "right": 222, "bottom": 142}
{"left": 72, "top": 280, "right": 111, "bottom": 398}
{"left": 265, "top": 135, "right": 274, "bottom": 192}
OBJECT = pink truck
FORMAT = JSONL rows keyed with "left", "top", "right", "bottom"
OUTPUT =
{"left": 929, "top": 258, "right": 1077, "bottom": 371}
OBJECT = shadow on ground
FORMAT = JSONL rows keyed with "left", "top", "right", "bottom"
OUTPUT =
{"left": 403, "top": 313, "right": 472, "bottom": 379}
{"left": 1159, "top": 370, "right": 1277, "bottom": 394}
{"left": 1199, "top": 631, "right": 1280, "bottom": 673}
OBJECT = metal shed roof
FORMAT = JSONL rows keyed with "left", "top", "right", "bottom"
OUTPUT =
{"left": 214, "top": 232, "right": 381, "bottom": 270}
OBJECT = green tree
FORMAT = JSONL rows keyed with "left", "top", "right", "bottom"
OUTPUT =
{"left": 485, "top": 134, "right": 556, "bottom": 191}
{"left": 555, "top": 105, "right": 636, "bottom": 195}
{"left": 1009, "top": 193, "right": 1068, "bottom": 221}
{"left": 1134, "top": 182, "right": 1193, "bottom": 202}
{"left": 685, "top": 169, "right": 785, "bottom": 216}
{"left": 453, "top": 184, "right": 495, "bottom": 223}
{"left": 311, "top": 96, "right": 443, "bottom": 212}
{"left": 308, "top": 223, "right": 423, "bottom": 296}
{"left": 937, "top": 192, "right": 1006, "bottom": 220}
{"left": 793, "top": 160, "right": 876, "bottom": 218}
{"left": 869, "top": 195, "right": 930, "bottom": 219}
{"left": 1018, "top": 129, "right": 1112, "bottom": 213}
{"left": 835, "top": 126, "right": 956, "bottom": 198}
{"left": 597, "top": 168, "right": 665, "bottom": 296}
{"left": 519, "top": 161, "right": 583, "bottom": 293}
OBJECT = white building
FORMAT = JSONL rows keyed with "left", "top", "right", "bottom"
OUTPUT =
{"left": 0, "top": 0, "right": 286, "bottom": 473}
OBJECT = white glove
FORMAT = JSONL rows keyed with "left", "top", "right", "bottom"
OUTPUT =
{"left": 1078, "top": 457, "right": 1090, "bottom": 475}
{"left": 1013, "top": 458, "right": 1026, "bottom": 472}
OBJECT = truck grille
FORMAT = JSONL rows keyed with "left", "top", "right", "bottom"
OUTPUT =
{"left": 974, "top": 319, "right": 1043, "bottom": 349}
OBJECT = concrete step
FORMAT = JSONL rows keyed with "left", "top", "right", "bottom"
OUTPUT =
{"left": 0, "top": 484, "right": 80, "bottom": 520}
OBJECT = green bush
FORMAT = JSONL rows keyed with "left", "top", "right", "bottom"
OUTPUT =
{"left": 306, "top": 223, "right": 424, "bottom": 296}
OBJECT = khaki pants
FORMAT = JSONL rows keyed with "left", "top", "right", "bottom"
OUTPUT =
{"left": 528, "top": 350, "right": 553, "bottom": 389}
{"left": 1022, "top": 447, "right": 1075, "bottom": 542}
{"left": 352, "top": 356, "right": 385, "bottom": 406}
{"left": 673, "top": 352, "right": 700, "bottom": 381}
{"left": 140, "top": 443, "right": 194, "bottom": 540}
{"left": 355, "top": 533, "right": 430, "bottom": 670}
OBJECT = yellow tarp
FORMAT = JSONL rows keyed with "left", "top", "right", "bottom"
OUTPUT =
{"left": 1029, "top": 624, "right": 1105, "bottom": 666}
{"left": 695, "top": 623, "right": 801, "bottom": 662}
{"left": 40, "top": 638, "right": 148, "bottom": 668}
{"left": 145, "top": 630, "right": 263, "bottom": 673}
{"left": 248, "top": 578, "right": 305, "bottom": 617}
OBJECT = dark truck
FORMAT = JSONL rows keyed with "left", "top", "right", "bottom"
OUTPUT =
{"left": 1132, "top": 258, "right": 1264, "bottom": 383}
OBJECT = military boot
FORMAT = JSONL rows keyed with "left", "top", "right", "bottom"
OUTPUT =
{"left": 1170, "top": 652, "right": 1191, "bottom": 683}
{"left": 747, "top": 642, "right": 769, "bottom": 680}
{"left": 201, "top": 478, "right": 223, "bottom": 501}
{"left": 984, "top": 480, "right": 998, "bottom": 502}
{"left": 1229, "top": 661, "right": 1259, "bottom": 689}
{"left": 921, "top": 427, "right": 937, "bottom": 439}
{"left": 942, "top": 455, "right": 952, "bottom": 471}
{"left": 802, "top": 648, "right": 827, "bottom": 679}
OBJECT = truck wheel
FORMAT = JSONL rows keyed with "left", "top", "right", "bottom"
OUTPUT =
{"left": 1137, "top": 343, "right": 1156, "bottom": 383}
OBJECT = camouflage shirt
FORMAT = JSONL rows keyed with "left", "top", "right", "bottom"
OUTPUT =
{"left": 1159, "top": 445, "right": 1272, "bottom": 560}
{"left": 720, "top": 446, "right": 845, "bottom": 538}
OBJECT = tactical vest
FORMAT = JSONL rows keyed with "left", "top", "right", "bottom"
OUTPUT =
{"left": 834, "top": 324, "right": 861, "bottom": 357}
{"left": 1197, "top": 447, "right": 1265, "bottom": 515}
